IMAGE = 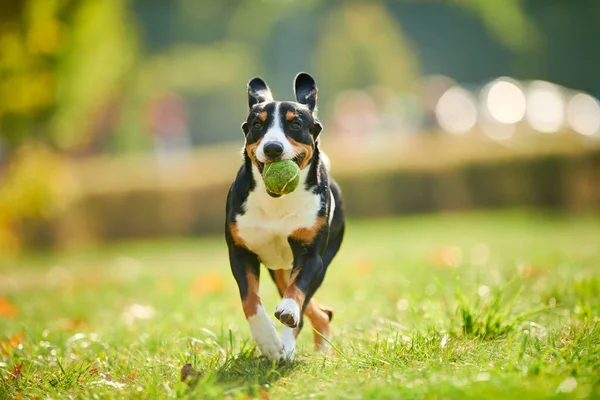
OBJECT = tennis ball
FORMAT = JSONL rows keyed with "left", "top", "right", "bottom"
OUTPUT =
{"left": 262, "top": 160, "right": 300, "bottom": 195}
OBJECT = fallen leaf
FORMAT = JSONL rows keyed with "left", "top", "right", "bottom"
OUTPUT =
{"left": 0, "top": 297, "right": 18, "bottom": 318}
{"left": 190, "top": 273, "right": 224, "bottom": 298}
{"left": 181, "top": 363, "right": 202, "bottom": 386}
{"left": 89, "top": 366, "right": 99, "bottom": 376}
{"left": 259, "top": 388, "right": 271, "bottom": 400}
{"left": 8, "top": 363, "right": 23, "bottom": 381}
{"left": 127, "top": 370, "right": 137, "bottom": 381}
{"left": 1, "top": 332, "right": 24, "bottom": 356}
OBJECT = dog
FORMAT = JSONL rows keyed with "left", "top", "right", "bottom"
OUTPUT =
{"left": 225, "top": 72, "right": 345, "bottom": 362}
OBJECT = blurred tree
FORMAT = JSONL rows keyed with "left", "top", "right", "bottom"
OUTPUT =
{"left": 452, "top": 0, "right": 539, "bottom": 52}
{"left": 0, "top": 0, "right": 136, "bottom": 253}
{"left": 1, "top": 0, "right": 596, "bottom": 152}
{"left": 314, "top": 2, "right": 420, "bottom": 107}
{"left": 0, "top": 0, "right": 138, "bottom": 152}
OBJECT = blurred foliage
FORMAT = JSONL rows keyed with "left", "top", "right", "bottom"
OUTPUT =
{"left": 454, "top": 0, "right": 539, "bottom": 51}
{"left": 1, "top": 0, "right": 599, "bottom": 252}
{"left": 0, "top": 0, "right": 137, "bottom": 152}
{"left": 0, "top": 0, "right": 547, "bottom": 153}
{"left": 0, "top": 144, "right": 78, "bottom": 255}
{"left": 315, "top": 2, "right": 419, "bottom": 94}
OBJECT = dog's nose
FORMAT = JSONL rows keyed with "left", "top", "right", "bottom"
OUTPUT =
{"left": 263, "top": 142, "right": 284, "bottom": 159}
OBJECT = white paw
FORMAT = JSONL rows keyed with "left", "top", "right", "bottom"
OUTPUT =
{"left": 274, "top": 298, "right": 300, "bottom": 328}
{"left": 281, "top": 327, "right": 296, "bottom": 361}
{"left": 256, "top": 337, "right": 285, "bottom": 362}
{"left": 248, "top": 305, "right": 285, "bottom": 362}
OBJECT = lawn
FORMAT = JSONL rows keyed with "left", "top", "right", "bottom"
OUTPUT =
{"left": 1, "top": 210, "right": 599, "bottom": 399}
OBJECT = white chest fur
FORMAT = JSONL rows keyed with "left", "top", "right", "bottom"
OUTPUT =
{"left": 236, "top": 166, "right": 321, "bottom": 270}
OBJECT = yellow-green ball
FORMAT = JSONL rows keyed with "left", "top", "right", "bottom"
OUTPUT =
{"left": 262, "top": 160, "right": 300, "bottom": 195}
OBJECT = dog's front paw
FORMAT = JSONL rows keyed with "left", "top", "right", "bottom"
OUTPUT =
{"left": 281, "top": 327, "right": 296, "bottom": 361}
{"left": 256, "top": 338, "right": 286, "bottom": 363}
{"left": 274, "top": 298, "right": 300, "bottom": 328}
{"left": 248, "top": 305, "right": 286, "bottom": 363}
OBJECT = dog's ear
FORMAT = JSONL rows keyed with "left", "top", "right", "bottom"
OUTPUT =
{"left": 294, "top": 72, "right": 318, "bottom": 112}
{"left": 241, "top": 121, "right": 249, "bottom": 135}
{"left": 247, "top": 77, "right": 273, "bottom": 109}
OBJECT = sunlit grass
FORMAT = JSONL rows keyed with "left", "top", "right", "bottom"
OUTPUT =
{"left": 1, "top": 210, "right": 599, "bottom": 399}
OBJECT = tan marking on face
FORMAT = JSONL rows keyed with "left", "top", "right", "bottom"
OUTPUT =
{"left": 242, "top": 272, "right": 261, "bottom": 318}
{"left": 290, "top": 216, "right": 327, "bottom": 244}
{"left": 229, "top": 223, "right": 246, "bottom": 248}
{"left": 257, "top": 111, "right": 267, "bottom": 121}
{"left": 287, "top": 137, "right": 313, "bottom": 170}
{"left": 304, "top": 299, "right": 332, "bottom": 350}
{"left": 285, "top": 111, "right": 296, "bottom": 121}
{"left": 245, "top": 137, "right": 263, "bottom": 168}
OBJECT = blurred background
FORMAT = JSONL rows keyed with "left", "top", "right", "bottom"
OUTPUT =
{"left": 1, "top": 0, "right": 600, "bottom": 256}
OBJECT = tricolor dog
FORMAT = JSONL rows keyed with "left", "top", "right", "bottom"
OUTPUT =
{"left": 225, "top": 73, "right": 345, "bottom": 362}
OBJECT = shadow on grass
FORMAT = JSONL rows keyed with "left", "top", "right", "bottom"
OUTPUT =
{"left": 216, "top": 350, "right": 298, "bottom": 385}
{"left": 184, "top": 345, "right": 300, "bottom": 398}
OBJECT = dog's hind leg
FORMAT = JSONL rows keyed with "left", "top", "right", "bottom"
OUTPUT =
{"left": 305, "top": 220, "right": 344, "bottom": 351}
{"left": 304, "top": 298, "right": 333, "bottom": 351}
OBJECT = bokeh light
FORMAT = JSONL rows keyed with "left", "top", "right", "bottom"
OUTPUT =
{"left": 566, "top": 92, "right": 600, "bottom": 137}
{"left": 525, "top": 81, "right": 565, "bottom": 133}
{"left": 484, "top": 78, "right": 527, "bottom": 124}
{"left": 435, "top": 86, "right": 478, "bottom": 134}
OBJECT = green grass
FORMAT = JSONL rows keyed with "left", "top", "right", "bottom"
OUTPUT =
{"left": 1, "top": 210, "right": 600, "bottom": 399}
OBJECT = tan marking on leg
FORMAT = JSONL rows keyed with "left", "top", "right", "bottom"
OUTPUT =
{"left": 282, "top": 269, "right": 305, "bottom": 319}
{"left": 229, "top": 223, "right": 246, "bottom": 248}
{"left": 275, "top": 269, "right": 332, "bottom": 345}
{"left": 257, "top": 111, "right": 267, "bottom": 121}
{"left": 285, "top": 111, "right": 296, "bottom": 121}
{"left": 273, "top": 269, "right": 290, "bottom": 296}
{"left": 289, "top": 269, "right": 299, "bottom": 285}
{"left": 304, "top": 299, "right": 332, "bottom": 350}
{"left": 275, "top": 270, "right": 303, "bottom": 335}
{"left": 242, "top": 272, "right": 261, "bottom": 318}
{"left": 290, "top": 216, "right": 327, "bottom": 244}
{"left": 287, "top": 137, "right": 313, "bottom": 170}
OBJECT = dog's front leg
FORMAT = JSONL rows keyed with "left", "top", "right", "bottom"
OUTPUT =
{"left": 274, "top": 243, "right": 324, "bottom": 331}
{"left": 229, "top": 247, "right": 288, "bottom": 363}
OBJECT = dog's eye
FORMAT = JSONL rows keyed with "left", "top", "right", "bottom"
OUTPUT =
{"left": 253, "top": 122, "right": 263, "bottom": 130}
{"left": 290, "top": 121, "right": 302, "bottom": 130}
